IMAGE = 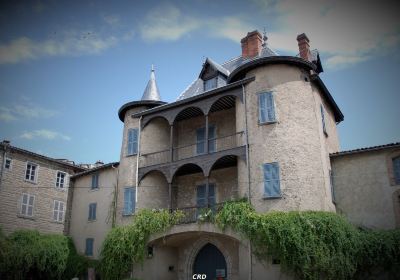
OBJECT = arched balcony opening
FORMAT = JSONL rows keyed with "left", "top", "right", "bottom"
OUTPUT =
{"left": 137, "top": 170, "right": 169, "bottom": 210}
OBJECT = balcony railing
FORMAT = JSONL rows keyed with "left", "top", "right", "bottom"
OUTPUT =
{"left": 172, "top": 203, "right": 224, "bottom": 224}
{"left": 139, "top": 131, "right": 245, "bottom": 168}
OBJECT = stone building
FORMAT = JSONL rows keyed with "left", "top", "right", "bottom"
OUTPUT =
{"left": 0, "top": 140, "right": 85, "bottom": 235}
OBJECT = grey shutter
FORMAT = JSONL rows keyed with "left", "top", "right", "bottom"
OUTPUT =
{"left": 124, "top": 188, "right": 134, "bottom": 215}
{"left": 86, "top": 238, "right": 94, "bottom": 256}
{"left": 259, "top": 93, "right": 267, "bottom": 123}
{"left": 208, "top": 125, "right": 216, "bottom": 153}
{"left": 266, "top": 92, "right": 276, "bottom": 122}
{"left": 196, "top": 127, "right": 206, "bottom": 154}
{"left": 128, "top": 129, "right": 138, "bottom": 155}
{"left": 394, "top": 157, "right": 400, "bottom": 184}
{"left": 93, "top": 203, "right": 96, "bottom": 220}
{"left": 208, "top": 183, "right": 216, "bottom": 207}
{"left": 320, "top": 105, "right": 327, "bottom": 133}
{"left": 196, "top": 184, "right": 206, "bottom": 207}
{"left": 263, "top": 163, "right": 281, "bottom": 197}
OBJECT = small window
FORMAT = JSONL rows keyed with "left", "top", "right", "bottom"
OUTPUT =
{"left": 88, "top": 203, "right": 97, "bottom": 221}
{"left": 4, "top": 158, "right": 12, "bottom": 170}
{"left": 85, "top": 238, "right": 94, "bottom": 256}
{"left": 330, "top": 170, "right": 336, "bottom": 204}
{"left": 393, "top": 156, "right": 400, "bottom": 185}
{"left": 55, "top": 171, "right": 67, "bottom": 189}
{"left": 263, "top": 162, "right": 281, "bottom": 198}
{"left": 123, "top": 187, "right": 135, "bottom": 215}
{"left": 127, "top": 128, "right": 139, "bottom": 156}
{"left": 204, "top": 77, "right": 217, "bottom": 91}
{"left": 320, "top": 104, "right": 327, "bottom": 135}
{"left": 21, "top": 193, "right": 35, "bottom": 217}
{"left": 259, "top": 92, "right": 276, "bottom": 123}
{"left": 53, "top": 200, "right": 65, "bottom": 222}
{"left": 25, "top": 162, "right": 38, "bottom": 182}
{"left": 91, "top": 174, "right": 99, "bottom": 189}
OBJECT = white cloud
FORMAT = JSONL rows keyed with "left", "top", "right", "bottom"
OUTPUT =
{"left": 209, "top": 17, "right": 254, "bottom": 42}
{"left": 140, "top": 4, "right": 201, "bottom": 41}
{"left": 0, "top": 31, "right": 118, "bottom": 64}
{"left": 102, "top": 14, "right": 121, "bottom": 26}
{"left": 0, "top": 103, "right": 58, "bottom": 122}
{"left": 20, "top": 129, "right": 71, "bottom": 141}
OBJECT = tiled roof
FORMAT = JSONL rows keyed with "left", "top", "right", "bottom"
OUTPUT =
{"left": 177, "top": 44, "right": 278, "bottom": 101}
{"left": 330, "top": 142, "right": 400, "bottom": 157}
{"left": 71, "top": 162, "right": 119, "bottom": 178}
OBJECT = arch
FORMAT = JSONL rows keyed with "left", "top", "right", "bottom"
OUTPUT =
{"left": 174, "top": 106, "right": 205, "bottom": 124}
{"left": 208, "top": 95, "right": 237, "bottom": 114}
{"left": 172, "top": 163, "right": 205, "bottom": 182}
{"left": 185, "top": 235, "right": 234, "bottom": 280}
{"left": 138, "top": 168, "right": 170, "bottom": 185}
{"left": 193, "top": 243, "right": 227, "bottom": 278}
{"left": 142, "top": 115, "right": 170, "bottom": 129}
{"left": 205, "top": 155, "right": 239, "bottom": 177}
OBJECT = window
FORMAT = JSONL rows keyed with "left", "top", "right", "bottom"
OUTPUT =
{"left": 330, "top": 170, "right": 336, "bottom": 204}
{"left": 393, "top": 156, "right": 400, "bottom": 185}
{"left": 127, "top": 128, "right": 138, "bottom": 156}
{"left": 25, "top": 162, "right": 38, "bottom": 182}
{"left": 85, "top": 238, "right": 94, "bottom": 256}
{"left": 196, "top": 125, "right": 216, "bottom": 155}
{"left": 263, "top": 162, "right": 281, "bottom": 198}
{"left": 196, "top": 183, "right": 216, "bottom": 208}
{"left": 259, "top": 92, "right": 276, "bottom": 123}
{"left": 21, "top": 193, "right": 35, "bottom": 217}
{"left": 91, "top": 173, "right": 99, "bottom": 189}
{"left": 88, "top": 203, "right": 97, "bottom": 221}
{"left": 123, "top": 187, "right": 135, "bottom": 215}
{"left": 204, "top": 77, "right": 217, "bottom": 91}
{"left": 320, "top": 104, "right": 327, "bottom": 135}
{"left": 53, "top": 200, "right": 65, "bottom": 222}
{"left": 55, "top": 171, "right": 67, "bottom": 189}
{"left": 4, "top": 158, "right": 11, "bottom": 170}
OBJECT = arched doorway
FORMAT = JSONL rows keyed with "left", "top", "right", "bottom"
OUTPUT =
{"left": 193, "top": 243, "right": 227, "bottom": 279}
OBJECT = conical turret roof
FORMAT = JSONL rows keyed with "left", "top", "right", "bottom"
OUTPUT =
{"left": 141, "top": 65, "right": 161, "bottom": 101}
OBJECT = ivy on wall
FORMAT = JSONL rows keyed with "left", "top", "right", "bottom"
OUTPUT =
{"left": 216, "top": 200, "right": 400, "bottom": 280}
{"left": 99, "top": 209, "right": 183, "bottom": 280}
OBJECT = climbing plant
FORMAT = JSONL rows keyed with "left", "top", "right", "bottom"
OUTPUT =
{"left": 215, "top": 200, "right": 400, "bottom": 280}
{"left": 99, "top": 209, "right": 183, "bottom": 280}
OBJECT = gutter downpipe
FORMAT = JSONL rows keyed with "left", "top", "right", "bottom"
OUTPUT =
{"left": 135, "top": 116, "right": 142, "bottom": 208}
{"left": 111, "top": 163, "right": 119, "bottom": 228}
{"left": 242, "top": 84, "right": 253, "bottom": 280}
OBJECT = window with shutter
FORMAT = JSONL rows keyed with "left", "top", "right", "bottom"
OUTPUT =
{"left": 196, "top": 127, "right": 206, "bottom": 154}
{"left": 127, "top": 128, "right": 139, "bottom": 156}
{"left": 91, "top": 174, "right": 99, "bottom": 189}
{"left": 85, "top": 238, "right": 94, "bottom": 256}
{"left": 20, "top": 193, "right": 35, "bottom": 217}
{"left": 123, "top": 187, "right": 135, "bottom": 215}
{"left": 88, "top": 203, "right": 97, "bottom": 221}
{"left": 263, "top": 162, "right": 281, "bottom": 198}
{"left": 320, "top": 104, "right": 327, "bottom": 135}
{"left": 259, "top": 92, "right": 276, "bottom": 124}
{"left": 393, "top": 157, "right": 400, "bottom": 184}
{"left": 196, "top": 184, "right": 216, "bottom": 216}
{"left": 53, "top": 200, "right": 65, "bottom": 222}
{"left": 25, "top": 162, "right": 38, "bottom": 182}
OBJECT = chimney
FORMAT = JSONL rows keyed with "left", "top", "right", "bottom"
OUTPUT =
{"left": 297, "top": 33, "right": 312, "bottom": 62}
{"left": 241, "top": 30, "right": 262, "bottom": 59}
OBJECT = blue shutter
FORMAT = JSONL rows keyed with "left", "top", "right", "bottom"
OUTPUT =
{"left": 93, "top": 203, "right": 96, "bottom": 220}
{"left": 124, "top": 187, "right": 135, "bottom": 215}
{"left": 393, "top": 157, "right": 400, "bottom": 184}
{"left": 265, "top": 92, "right": 276, "bottom": 122}
{"left": 263, "top": 163, "right": 281, "bottom": 197}
{"left": 259, "top": 93, "right": 267, "bottom": 123}
{"left": 196, "top": 127, "right": 206, "bottom": 154}
{"left": 91, "top": 174, "right": 98, "bottom": 189}
{"left": 85, "top": 238, "right": 94, "bottom": 256}
{"left": 88, "top": 204, "right": 92, "bottom": 220}
{"left": 128, "top": 129, "right": 138, "bottom": 155}
{"left": 320, "top": 105, "right": 327, "bottom": 133}
{"left": 208, "top": 183, "right": 216, "bottom": 207}
{"left": 208, "top": 125, "right": 216, "bottom": 153}
{"left": 196, "top": 184, "right": 206, "bottom": 207}
{"left": 88, "top": 203, "right": 96, "bottom": 220}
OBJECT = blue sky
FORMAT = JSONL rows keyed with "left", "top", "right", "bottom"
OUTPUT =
{"left": 0, "top": 0, "right": 399, "bottom": 164}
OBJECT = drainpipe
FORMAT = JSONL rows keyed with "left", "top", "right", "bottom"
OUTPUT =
{"left": 242, "top": 84, "right": 253, "bottom": 280}
{"left": 135, "top": 116, "right": 142, "bottom": 208}
{"left": 111, "top": 163, "right": 119, "bottom": 227}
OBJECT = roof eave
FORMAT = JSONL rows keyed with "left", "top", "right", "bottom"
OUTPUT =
{"left": 118, "top": 100, "right": 167, "bottom": 122}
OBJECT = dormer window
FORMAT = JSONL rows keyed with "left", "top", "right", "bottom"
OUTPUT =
{"left": 204, "top": 77, "right": 218, "bottom": 91}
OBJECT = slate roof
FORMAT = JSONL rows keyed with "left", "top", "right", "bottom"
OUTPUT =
{"left": 71, "top": 162, "right": 120, "bottom": 178}
{"left": 177, "top": 44, "right": 278, "bottom": 101}
{"left": 141, "top": 66, "right": 161, "bottom": 101}
{"left": 330, "top": 142, "right": 400, "bottom": 157}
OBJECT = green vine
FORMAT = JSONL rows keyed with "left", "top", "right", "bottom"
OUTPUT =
{"left": 215, "top": 200, "right": 400, "bottom": 280}
{"left": 99, "top": 209, "right": 183, "bottom": 280}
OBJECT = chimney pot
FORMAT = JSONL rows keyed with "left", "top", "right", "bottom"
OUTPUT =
{"left": 297, "top": 33, "right": 312, "bottom": 62}
{"left": 241, "top": 30, "right": 263, "bottom": 59}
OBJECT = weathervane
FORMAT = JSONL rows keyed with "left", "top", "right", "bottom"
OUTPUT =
{"left": 262, "top": 27, "right": 268, "bottom": 47}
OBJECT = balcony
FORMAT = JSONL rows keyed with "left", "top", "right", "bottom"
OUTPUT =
{"left": 172, "top": 203, "right": 225, "bottom": 224}
{"left": 139, "top": 131, "right": 245, "bottom": 168}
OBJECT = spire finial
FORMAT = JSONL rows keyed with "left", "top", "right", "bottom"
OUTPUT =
{"left": 262, "top": 27, "right": 268, "bottom": 47}
{"left": 151, "top": 64, "right": 154, "bottom": 72}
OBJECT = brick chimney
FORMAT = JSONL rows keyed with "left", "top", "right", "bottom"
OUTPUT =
{"left": 241, "top": 30, "right": 262, "bottom": 59}
{"left": 297, "top": 33, "right": 312, "bottom": 62}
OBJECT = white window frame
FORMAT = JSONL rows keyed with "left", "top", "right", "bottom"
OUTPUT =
{"left": 55, "top": 171, "right": 68, "bottom": 190}
{"left": 4, "top": 157, "right": 12, "bottom": 170}
{"left": 20, "top": 193, "right": 35, "bottom": 217}
{"left": 25, "top": 162, "right": 39, "bottom": 183}
{"left": 53, "top": 200, "right": 65, "bottom": 222}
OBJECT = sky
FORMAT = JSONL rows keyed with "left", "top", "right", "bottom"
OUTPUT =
{"left": 0, "top": 0, "right": 399, "bottom": 164}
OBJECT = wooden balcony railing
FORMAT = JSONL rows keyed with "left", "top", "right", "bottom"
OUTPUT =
{"left": 139, "top": 131, "right": 245, "bottom": 168}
